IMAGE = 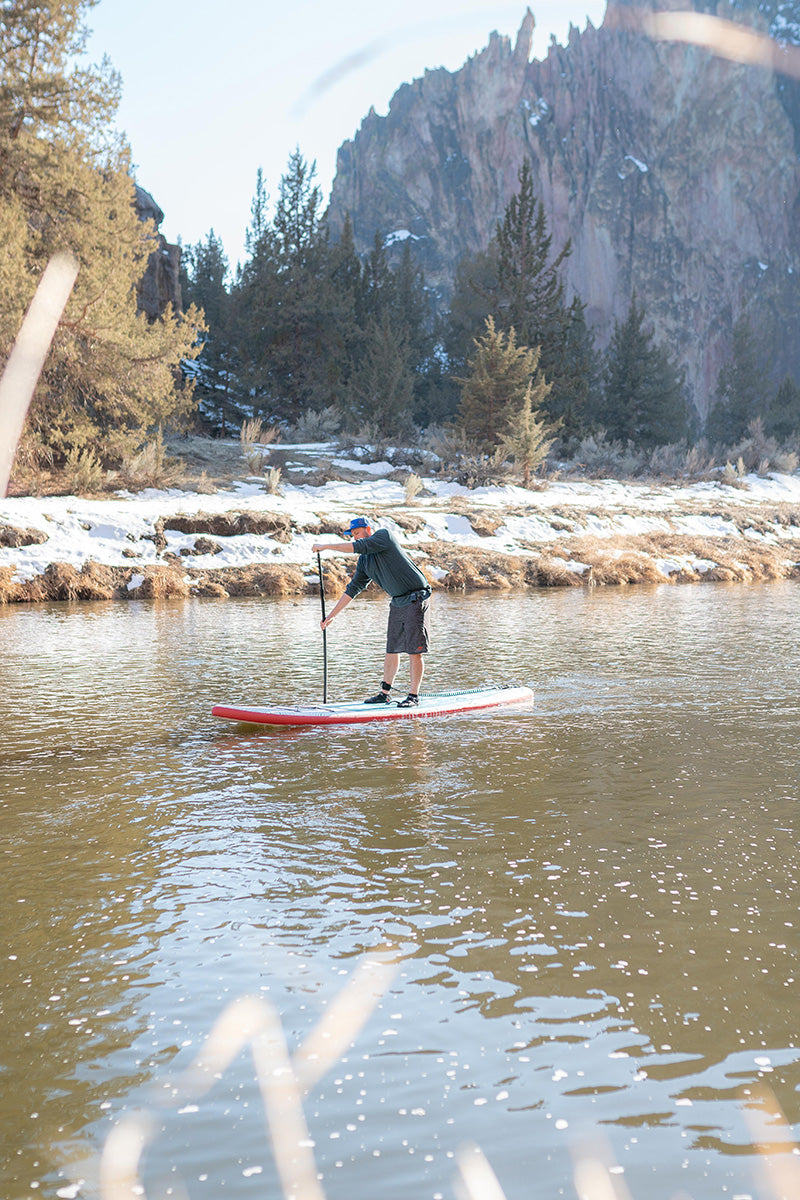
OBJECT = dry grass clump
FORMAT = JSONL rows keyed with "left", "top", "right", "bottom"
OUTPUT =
{"left": 0, "top": 566, "right": 22, "bottom": 603}
{"left": 163, "top": 511, "right": 294, "bottom": 541}
{"left": 4, "top": 561, "right": 126, "bottom": 603}
{"left": 188, "top": 536, "right": 222, "bottom": 556}
{"left": 120, "top": 433, "right": 187, "bottom": 490}
{"left": 0, "top": 523, "right": 48, "bottom": 548}
{"left": 467, "top": 512, "right": 504, "bottom": 537}
{"left": 432, "top": 548, "right": 527, "bottom": 590}
{"left": 130, "top": 566, "right": 191, "bottom": 600}
{"left": 319, "top": 561, "right": 350, "bottom": 596}
{"left": 43, "top": 562, "right": 109, "bottom": 601}
{"left": 240, "top": 418, "right": 280, "bottom": 473}
{"left": 210, "top": 566, "right": 306, "bottom": 598}
{"left": 404, "top": 472, "right": 423, "bottom": 503}
{"left": 589, "top": 553, "right": 666, "bottom": 585}
{"left": 264, "top": 466, "right": 283, "bottom": 494}
{"left": 387, "top": 513, "right": 426, "bottom": 533}
{"left": 192, "top": 579, "right": 230, "bottom": 598}
{"left": 528, "top": 557, "right": 584, "bottom": 587}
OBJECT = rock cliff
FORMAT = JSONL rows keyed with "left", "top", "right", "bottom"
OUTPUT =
{"left": 134, "top": 185, "right": 183, "bottom": 318}
{"left": 327, "top": 1, "right": 800, "bottom": 418}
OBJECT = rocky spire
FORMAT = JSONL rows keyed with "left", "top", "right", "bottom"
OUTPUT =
{"left": 514, "top": 7, "right": 535, "bottom": 61}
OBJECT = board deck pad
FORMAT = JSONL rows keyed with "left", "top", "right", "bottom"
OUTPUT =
{"left": 212, "top": 686, "right": 534, "bottom": 727}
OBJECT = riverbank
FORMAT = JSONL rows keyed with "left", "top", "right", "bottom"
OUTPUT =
{"left": 2, "top": 438, "right": 800, "bottom": 602}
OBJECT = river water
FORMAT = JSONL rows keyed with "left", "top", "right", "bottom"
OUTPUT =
{"left": 2, "top": 584, "right": 799, "bottom": 1200}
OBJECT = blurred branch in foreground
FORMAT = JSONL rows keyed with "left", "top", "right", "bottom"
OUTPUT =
{"left": 98, "top": 956, "right": 398, "bottom": 1200}
{"left": 0, "top": 253, "right": 79, "bottom": 498}
{"left": 742, "top": 1084, "right": 800, "bottom": 1199}
{"left": 93, "top": 980, "right": 800, "bottom": 1200}
{"left": 608, "top": 7, "right": 800, "bottom": 78}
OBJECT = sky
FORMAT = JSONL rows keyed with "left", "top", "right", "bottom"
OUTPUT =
{"left": 85, "top": 1, "right": 607, "bottom": 271}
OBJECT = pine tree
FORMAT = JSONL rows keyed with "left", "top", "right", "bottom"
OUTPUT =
{"left": 345, "top": 314, "right": 415, "bottom": 436}
{"left": 0, "top": 0, "right": 200, "bottom": 463}
{"left": 444, "top": 160, "right": 599, "bottom": 437}
{"left": 706, "top": 318, "right": 764, "bottom": 444}
{"left": 184, "top": 230, "right": 238, "bottom": 433}
{"left": 493, "top": 159, "right": 571, "bottom": 350}
{"left": 456, "top": 316, "right": 551, "bottom": 451}
{"left": 601, "top": 294, "right": 687, "bottom": 447}
{"left": 501, "top": 371, "right": 555, "bottom": 484}
{"left": 765, "top": 374, "right": 800, "bottom": 442}
{"left": 232, "top": 152, "right": 351, "bottom": 421}
{"left": 545, "top": 296, "right": 600, "bottom": 441}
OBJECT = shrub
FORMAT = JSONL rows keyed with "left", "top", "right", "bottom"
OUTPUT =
{"left": 285, "top": 406, "right": 342, "bottom": 442}
{"left": 121, "top": 432, "right": 186, "bottom": 490}
{"left": 63, "top": 447, "right": 104, "bottom": 494}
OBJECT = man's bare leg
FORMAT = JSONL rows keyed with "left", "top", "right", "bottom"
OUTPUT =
{"left": 383, "top": 653, "right": 400, "bottom": 689}
{"left": 409, "top": 654, "right": 424, "bottom": 694}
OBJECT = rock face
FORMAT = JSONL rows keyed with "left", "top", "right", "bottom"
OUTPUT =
{"left": 327, "top": 1, "right": 800, "bottom": 418}
{"left": 134, "top": 185, "right": 183, "bottom": 318}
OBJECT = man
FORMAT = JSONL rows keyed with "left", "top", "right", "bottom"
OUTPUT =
{"left": 311, "top": 517, "right": 432, "bottom": 707}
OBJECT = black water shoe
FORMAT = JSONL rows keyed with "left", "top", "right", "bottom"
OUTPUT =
{"left": 397, "top": 694, "right": 419, "bottom": 708}
{"left": 364, "top": 692, "right": 391, "bottom": 704}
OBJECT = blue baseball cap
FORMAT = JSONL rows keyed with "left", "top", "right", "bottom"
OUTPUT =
{"left": 347, "top": 517, "right": 371, "bottom": 533}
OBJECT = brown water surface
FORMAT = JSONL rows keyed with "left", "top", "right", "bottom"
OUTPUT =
{"left": 1, "top": 584, "right": 799, "bottom": 1200}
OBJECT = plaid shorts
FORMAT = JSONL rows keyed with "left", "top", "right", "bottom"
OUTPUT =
{"left": 386, "top": 597, "right": 431, "bottom": 655}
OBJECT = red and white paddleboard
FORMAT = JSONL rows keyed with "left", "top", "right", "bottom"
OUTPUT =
{"left": 212, "top": 686, "right": 534, "bottom": 727}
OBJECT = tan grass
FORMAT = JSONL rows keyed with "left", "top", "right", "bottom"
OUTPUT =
{"left": 404, "top": 471, "right": 423, "bottom": 503}
{"left": 0, "top": 522, "right": 47, "bottom": 548}
{"left": 132, "top": 566, "right": 191, "bottom": 600}
{"left": 533, "top": 557, "right": 584, "bottom": 587}
{"left": 468, "top": 511, "right": 504, "bottom": 537}
{"left": 264, "top": 465, "right": 283, "bottom": 494}
{"left": 163, "top": 511, "right": 294, "bottom": 541}
{"left": 0, "top": 566, "right": 21, "bottom": 603}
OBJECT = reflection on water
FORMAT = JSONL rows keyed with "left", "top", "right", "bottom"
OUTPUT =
{"left": 2, "top": 584, "right": 800, "bottom": 1199}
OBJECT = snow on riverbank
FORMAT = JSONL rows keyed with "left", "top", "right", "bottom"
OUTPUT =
{"left": 3, "top": 444, "right": 800, "bottom": 600}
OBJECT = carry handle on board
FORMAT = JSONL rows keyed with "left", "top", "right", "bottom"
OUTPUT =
{"left": 316, "top": 551, "right": 328, "bottom": 704}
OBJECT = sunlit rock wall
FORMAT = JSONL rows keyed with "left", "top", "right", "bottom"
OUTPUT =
{"left": 328, "top": 2, "right": 800, "bottom": 417}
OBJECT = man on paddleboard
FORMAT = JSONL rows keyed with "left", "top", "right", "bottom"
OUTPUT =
{"left": 311, "top": 517, "right": 431, "bottom": 707}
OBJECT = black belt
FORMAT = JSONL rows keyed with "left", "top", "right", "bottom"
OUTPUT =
{"left": 395, "top": 586, "right": 431, "bottom": 603}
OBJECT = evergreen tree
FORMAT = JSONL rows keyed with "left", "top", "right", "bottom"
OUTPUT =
{"left": 545, "top": 296, "right": 600, "bottom": 441}
{"left": 0, "top": 0, "right": 200, "bottom": 463}
{"left": 601, "top": 294, "right": 687, "bottom": 447}
{"left": 340, "top": 230, "right": 436, "bottom": 430}
{"left": 444, "top": 159, "right": 599, "bottom": 437}
{"left": 443, "top": 243, "right": 497, "bottom": 375}
{"left": 232, "top": 167, "right": 279, "bottom": 406}
{"left": 456, "top": 316, "right": 550, "bottom": 451}
{"left": 493, "top": 159, "right": 570, "bottom": 348}
{"left": 501, "top": 370, "right": 555, "bottom": 484}
{"left": 345, "top": 314, "right": 415, "bottom": 436}
{"left": 327, "top": 212, "right": 363, "bottom": 393}
{"left": 232, "top": 152, "right": 351, "bottom": 420}
{"left": 184, "top": 230, "right": 239, "bottom": 433}
{"left": 706, "top": 318, "right": 764, "bottom": 444}
{"left": 765, "top": 374, "right": 800, "bottom": 442}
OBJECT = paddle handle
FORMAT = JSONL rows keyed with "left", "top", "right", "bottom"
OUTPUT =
{"left": 317, "top": 551, "right": 328, "bottom": 704}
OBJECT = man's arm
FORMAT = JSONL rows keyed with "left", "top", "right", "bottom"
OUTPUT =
{"left": 311, "top": 541, "right": 357, "bottom": 553}
{"left": 321, "top": 591, "right": 353, "bottom": 630}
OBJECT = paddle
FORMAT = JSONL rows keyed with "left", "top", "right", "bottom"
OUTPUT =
{"left": 316, "top": 551, "right": 328, "bottom": 703}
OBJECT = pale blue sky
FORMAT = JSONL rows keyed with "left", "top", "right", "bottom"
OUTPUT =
{"left": 86, "top": 1, "right": 607, "bottom": 269}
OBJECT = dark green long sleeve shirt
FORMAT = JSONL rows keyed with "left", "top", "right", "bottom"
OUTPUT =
{"left": 344, "top": 529, "right": 430, "bottom": 607}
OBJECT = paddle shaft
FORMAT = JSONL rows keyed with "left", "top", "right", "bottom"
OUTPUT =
{"left": 316, "top": 551, "right": 328, "bottom": 703}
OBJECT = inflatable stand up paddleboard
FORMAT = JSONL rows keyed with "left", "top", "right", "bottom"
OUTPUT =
{"left": 212, "top": 686, "right": 533, "bottom": 727}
